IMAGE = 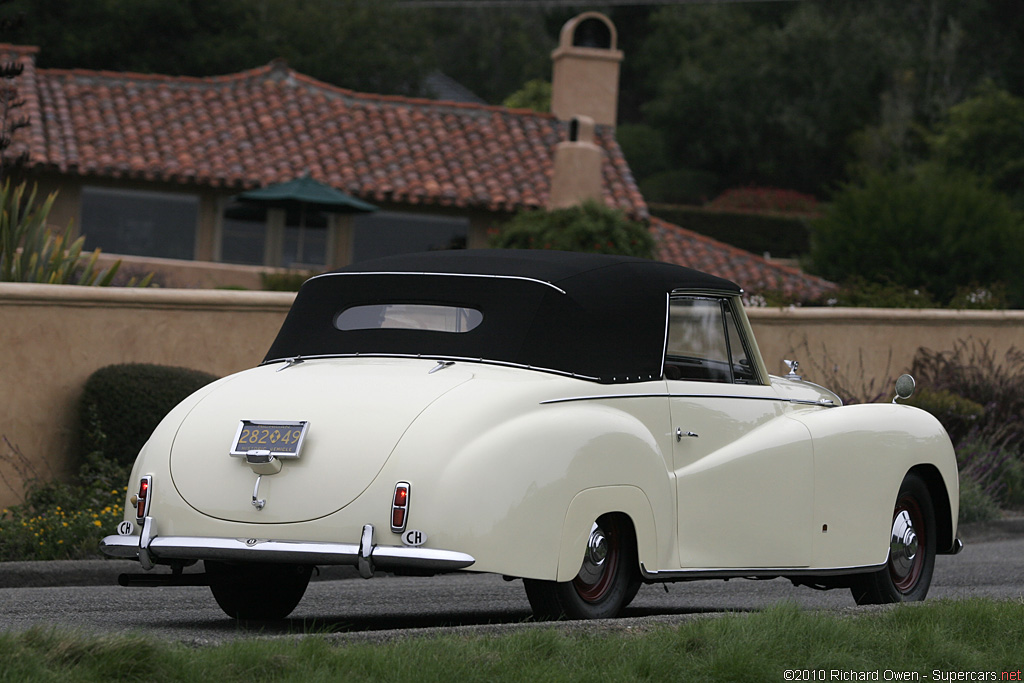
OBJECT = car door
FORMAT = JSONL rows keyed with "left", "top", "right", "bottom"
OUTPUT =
{"left": 666, "top": 295, "right": 813, "bottom": 569}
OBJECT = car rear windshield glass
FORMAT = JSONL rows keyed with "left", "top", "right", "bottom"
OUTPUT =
{"left": 335, "top": 304, "right": 483, "bottom": 333}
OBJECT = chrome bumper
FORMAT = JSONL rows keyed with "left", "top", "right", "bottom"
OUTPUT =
{"left": 100, "top": 517, "right": 475, "bottom": 578}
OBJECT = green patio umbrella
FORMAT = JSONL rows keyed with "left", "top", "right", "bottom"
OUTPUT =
{"left": 235, "top": 174, "right": 377, "bottom": 265}
{"left": 235, "top": 174, "right": 377, "bottom": 213}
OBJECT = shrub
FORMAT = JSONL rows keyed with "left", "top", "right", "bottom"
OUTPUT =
{"left": 909, "top": 341, "right": 1024, "bottom": 516}
{"left": 957, "top": 477, "right": 1001, "bottom": 524}
{"left": 0, "top": 440, "right": 126, "bottom": 561}
{"left": 905, "top": 387, "right": 985, "bottom": 446}
{"left": 955, "top": 432, "right": 1018, "bottom": 523}
{"left": 819, "top": 278, "right": 937, "bottom": 309}
{"left": 808, "top": 165, "right": 1024, "bottom": 307}
{"left": 649, "top": 203, "right": 811, "bottom": 259}
{"left": 705, "top": 187, "right": 819, "bottom": 215}
{"left": 79, "top": 364, "right": 219, "bottom": 468}
{"left": 0, "top": 181, "right": 151, "bottom": 287}
{"left": 491, "top": 200, "right": 656, "bottom": 259}
{"left": 910, "top": 341, "right": 1024, "bottom": 450}
{"left": 639, "top": 168, "right": 719, "bottom": 205}
{"left": 261, "top": 270, "right": 315, "bottom": 291}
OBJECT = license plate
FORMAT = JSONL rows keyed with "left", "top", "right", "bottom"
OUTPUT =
{"left": 230, "top": 420, "right": 308, "bottom": 458}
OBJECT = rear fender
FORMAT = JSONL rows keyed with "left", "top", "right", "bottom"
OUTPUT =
{"left": 556, "top": 486, "right": 656, "bottom": 582}
{"left": 412, "top": 399, "right": 673, "bottom": 580}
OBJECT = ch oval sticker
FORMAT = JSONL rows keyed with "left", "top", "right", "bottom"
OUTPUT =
{"left": 401, "top": 529, "right": 427, "bottom": 547}
{"left": 117, "top": 521, "right": 135, "bottom": 536}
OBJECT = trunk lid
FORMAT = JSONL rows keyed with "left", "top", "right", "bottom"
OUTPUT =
{"left": 169, "top": 358, "right": 472, "bottom": 523}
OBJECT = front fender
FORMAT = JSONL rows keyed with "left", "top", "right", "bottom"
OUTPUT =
{"left": 789, "top": 403, "right": 958, "bottom": 568}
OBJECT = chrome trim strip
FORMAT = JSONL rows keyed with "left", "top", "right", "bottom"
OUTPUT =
{"left": 640, "top": 561, "right": 887, "bottom": 581}
{"left": 541, "top": 393, "right": 666, "bottom": 405}
{"left": 262, "top": 353, "right": 603, "bottom": 382}
{"left": 100, "top": 533, "right": 476, "bottom": 573}
{"left": 309, "top": 271, "right": 568, "bottom": 295}
{"left": 660, "top": 293, "right": 670, "bottom": 381}
{"left": 540, "top": 392, "right": 838, "bottom": 407}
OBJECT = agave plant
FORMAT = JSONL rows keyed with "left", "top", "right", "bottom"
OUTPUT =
{"left": 0, "top": 180, "right": 150, "bottom": 286}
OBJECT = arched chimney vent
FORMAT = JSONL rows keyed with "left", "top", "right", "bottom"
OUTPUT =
{"left": 572, "top": 18, "right": 612, "bottom": 49}
{"left": 550, "top": 12, "right": 623, "bottom": 126}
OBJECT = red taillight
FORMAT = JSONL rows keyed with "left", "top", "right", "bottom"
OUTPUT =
{"left": 135, "top": 476, "right": 152, "bottom": 520}
{"left": 391, "top": 482, "right": 410, "bottom": 533}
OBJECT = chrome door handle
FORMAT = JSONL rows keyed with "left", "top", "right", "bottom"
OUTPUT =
{"left": 676, "top": 428, "right": 699, "bottom": 441}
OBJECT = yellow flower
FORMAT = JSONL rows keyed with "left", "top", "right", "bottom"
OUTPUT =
{"left": 93, "top": 520, "right": 102, "bottom": 527}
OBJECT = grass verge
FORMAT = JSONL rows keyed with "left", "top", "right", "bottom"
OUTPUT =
{"left": 0, "top": 599, "right": 1021, "bottom": 682}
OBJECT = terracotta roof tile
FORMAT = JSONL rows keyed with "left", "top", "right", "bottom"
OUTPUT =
{"left": 651, "top": 217, "right": 834, "bottom": 303}
{"left": 0, "top": 44, "right": 647, "bottom": 219}
{"left": 2, "top": 44, "right": 832, "bottom": 297}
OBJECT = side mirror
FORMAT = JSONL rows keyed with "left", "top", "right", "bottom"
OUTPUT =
{"left": 893, "top": 374, "right": 916, "bottom": 403}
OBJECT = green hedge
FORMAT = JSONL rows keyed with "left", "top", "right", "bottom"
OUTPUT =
{"left": 648, "top": 203, "right": 812, "bottom": 258}
{"left": 79, "top": 363, "right": 219, "bottom": 468}
{"left": 491, "top": 200, "right": 656, "bottom": 258}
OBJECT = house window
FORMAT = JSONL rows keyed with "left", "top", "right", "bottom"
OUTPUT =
{"left": 352, "top": 211, "right": 468, "bottom": 262}
{"left": 283, "top": 205, "right": 328, "bottom": 267}
{"left": 80, "top": 187, "right": 198, "bottom": 260}
{"left": 221, "top": 202, "right": 267, "bottom": 265}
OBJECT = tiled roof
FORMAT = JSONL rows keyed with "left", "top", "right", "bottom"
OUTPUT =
{"left": 0, "top": 44, "right": 647, "bottom": 219}
{"left": 651, "top": 217, "right": 835, "bottom": 303}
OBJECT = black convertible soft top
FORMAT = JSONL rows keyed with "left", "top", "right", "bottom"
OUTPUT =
{"left": 263, "top": 249, "right": 740, "bottom": 383}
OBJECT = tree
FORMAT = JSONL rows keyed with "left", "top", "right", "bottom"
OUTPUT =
{"left": 807, "top": 164, "right": 1024, "bottom": 307}
{"left": 3, "top": 0, "right": 436, "bottom": 95}
{"left": 928, "top": 81, "right": 1024, "bottom": 206}
{"left": 491, "top": 201, "right": 655, "bottom": 259}
{"left": 0, "top": 5, "right": 148, "bottom": 286}
{"left": 632, "top": 3, "right": 897, "bottom": 198}
{"left": 503, "top": 79, "right": 550, "bottom": 113}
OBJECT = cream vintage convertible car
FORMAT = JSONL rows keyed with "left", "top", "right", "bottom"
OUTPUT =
{"left": 102, "top": 249, "right": 961, "bottom": 620}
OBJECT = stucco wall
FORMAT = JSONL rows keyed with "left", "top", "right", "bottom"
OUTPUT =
{"left": 747, "top": 307, "right": 1024, "bottom": 396}
{"left": 0, "top": 284, "right": 294, "bottom": 507}
{"left": 1, "top": 284, "right": 1022, "bottom": 507}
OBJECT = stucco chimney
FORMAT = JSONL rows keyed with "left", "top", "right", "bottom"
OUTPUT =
{"left": 548, "top": 116, "right": 604, "bottom": 210}
{"left": 550, "top": 12, "right": 623, "bottom": 127}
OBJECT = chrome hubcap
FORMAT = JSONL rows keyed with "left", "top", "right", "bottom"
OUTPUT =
{"left": 889, "top": 509, "right": 918, "bottom": 580}
{"left": 577, "top": 523, "right": 608, "bottom": 584}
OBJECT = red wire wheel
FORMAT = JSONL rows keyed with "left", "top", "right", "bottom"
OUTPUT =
{"left": 523, "top": 514, "right": 641, "bottom": 620}
{"left": 572, "top": 520, "right": 621, "bottom": 602}
{"left": 850, "top": 473, "right": 936, "bottom": 605}
{"left": 889, "top": 494, "right": 926, "bottom": 594}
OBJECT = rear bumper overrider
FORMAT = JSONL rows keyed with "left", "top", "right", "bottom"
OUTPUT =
{"left": 100, "top": 517, "right": 475, "bottom": 579}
